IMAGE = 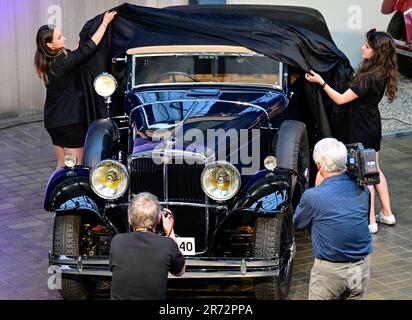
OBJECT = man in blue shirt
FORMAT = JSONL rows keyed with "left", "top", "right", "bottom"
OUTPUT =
{"left": 293, "top": 138, "right": 372, "bottom": 300}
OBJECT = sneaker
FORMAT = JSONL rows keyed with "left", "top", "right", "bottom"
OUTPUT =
{"left": 369, "top": 223, "right": 378, "bottom": 234}
{"left": 379, "top": 212, "right": 396, "bottom": 225}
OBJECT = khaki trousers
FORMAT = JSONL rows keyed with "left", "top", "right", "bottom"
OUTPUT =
{"left": 308, "top": 254, "right": 371, "bottom": 300}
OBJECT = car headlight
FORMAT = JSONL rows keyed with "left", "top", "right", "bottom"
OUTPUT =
{"left": 264, "top": 156, "right": 277, "bottom": 171}
{"left": 93, "top": 73, "right": 118, "bottom": 98}
{"left": 64, "top": 154, "right": 77, "bottom": 169}
{"left": 90, "top": 160, "right": 129, "bottom": 200}
{"left": 201, "top": 161, "right": 241, "bottom": 201}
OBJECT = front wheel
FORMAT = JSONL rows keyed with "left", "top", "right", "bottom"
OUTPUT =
{"left": 53, "top": 215, "right": 95, "bottom": 300}
{"left": 253, "top": 214, "right": 294, "bottom": 300}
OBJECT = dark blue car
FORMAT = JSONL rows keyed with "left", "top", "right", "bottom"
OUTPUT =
{"left": 44, "top": 4, "right": 351, "bottom": 300}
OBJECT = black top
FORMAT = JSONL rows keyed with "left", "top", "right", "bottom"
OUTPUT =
{"left": 44, "top": 39, "right": 97, "bottom": 129}
{"left": 345, "top": 75, "right": 387, "bottom": 151}
{"left": 109, "top": 231, "right": 185, "bottom": 300}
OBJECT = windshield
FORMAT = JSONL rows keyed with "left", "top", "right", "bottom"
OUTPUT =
{"left": 133, "top": 54, "right": 281, "bottom": 88}
{"left": 130, "top": 100, "right": 267, "bottom": 136}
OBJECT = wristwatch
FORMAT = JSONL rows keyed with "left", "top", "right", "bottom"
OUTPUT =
{"left": 320, "top": 81, "right": 327, "bottom": 89}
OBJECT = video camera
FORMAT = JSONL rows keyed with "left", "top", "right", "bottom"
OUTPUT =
{"left": 346, "top": 143, "right": 380, "bottom": 187}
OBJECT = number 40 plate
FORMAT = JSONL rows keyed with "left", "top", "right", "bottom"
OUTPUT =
{"left": 176, "top": 237, "right": 196, "bottom": 256}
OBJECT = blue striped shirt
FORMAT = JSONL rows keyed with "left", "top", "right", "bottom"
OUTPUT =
{"left": 293, "top": 174, "right": 372, "bottom": 262}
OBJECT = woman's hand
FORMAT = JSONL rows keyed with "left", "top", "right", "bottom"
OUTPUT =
{"left": 92, "top": 11, "right": 117, "bottom": 45}
{"left": 305, "top": 70, "right": 324, "bottom": 85}
{"left": 305, "top": 69, "right": 358, "bottom": 105}
{"left": 102, "top": 11, "right": 117, "bottom": 26}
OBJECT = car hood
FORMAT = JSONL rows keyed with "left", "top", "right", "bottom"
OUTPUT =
{"left": 131, "top": 98, "right": 278, "bottom": 161}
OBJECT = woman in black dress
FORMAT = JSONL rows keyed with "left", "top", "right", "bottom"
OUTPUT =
{"left": 34, "top": 11, "right": 117, "bottom": 168}
{"left": 305, "top": 29, "right": 398, "bottom": 234}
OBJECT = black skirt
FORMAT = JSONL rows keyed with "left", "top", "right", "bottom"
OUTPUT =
{"left": 347, "top": 105, "right": 382, "bottom": 151}
{"left": 333, "top": 104, "right": 382, "bottom": 152}
{"left": 46, "top": 124, "right": 87, "bottom": 148}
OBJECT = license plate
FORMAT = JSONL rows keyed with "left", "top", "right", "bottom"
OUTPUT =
{"left": 176, "top": 237, "right": 196, "bottom": 256}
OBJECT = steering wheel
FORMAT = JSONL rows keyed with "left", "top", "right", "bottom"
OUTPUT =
{"left": 155, "top": 71, "right": 200, "bottom": 83}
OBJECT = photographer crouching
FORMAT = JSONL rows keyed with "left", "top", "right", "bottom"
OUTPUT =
{"left": 293, "top": 138, "right": 372, "bottom": 300}
{"left": 109, "top": 192, "right": 185, "bottom": 300}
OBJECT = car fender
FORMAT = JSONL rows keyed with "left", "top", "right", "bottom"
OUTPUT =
{"left": 44, "top": 167, "right": 92, "bottom": 211}
{"left": 382, "top": 0, "right": 412, "bottom": 42}
{"left": 233, "top": 171, "right": 292, "bottom": 216}
{"left": 405, "top": 9, "right": 412, "bottom": 42}
{"left": 209, "top": 171, "right": 295, "bottom": 252}
{"left": 83, "top": 119, "right": 120, "bottom": 168}
{"left": 382, "top": 0, "right": 412, "bottom": 14}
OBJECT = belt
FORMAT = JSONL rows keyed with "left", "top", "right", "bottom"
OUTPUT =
{"left": 319, "top": 256, "right": 367, "bottom": 264}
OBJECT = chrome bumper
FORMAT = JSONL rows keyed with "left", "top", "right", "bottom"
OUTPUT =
{"left": 49, "top": 253, "right": 279, "bottom": 278}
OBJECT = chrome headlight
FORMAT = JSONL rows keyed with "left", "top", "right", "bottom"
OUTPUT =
{"left": 264, "top": 156, "right": 277, "bottom": 171}
{"left": 93, "top": 73, "right": 118, "bottom": 98}
{"left": 201, "top": 161, "right": 241, "bottom": 201}
{"left": 64, "top": 154, "right": 77, "bottom": 169}
{"left": 90, "top": 160, "right": 129, "bottom": 200}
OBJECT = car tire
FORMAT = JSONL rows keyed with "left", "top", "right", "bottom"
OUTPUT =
{"left": 83, "top": 119, "right": 120, "bottom": 168}
{"left": 53, "top": 215, "right": 95, "bottom": 300}
{"left": 387, "top": 11, "right": 412, "bottom": 78}
{"left": 252, "top": 120, "right": 309, "bottom": 300}
{"left": 275, "top": 120, "right": 310, "bottom": 189}
{"left": 253, "top": 213, "right": 294, "bottom": 300}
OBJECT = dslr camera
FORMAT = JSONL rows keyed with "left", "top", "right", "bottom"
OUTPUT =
{"left": 346, "top": 143, "right": 380, "bottom": 187}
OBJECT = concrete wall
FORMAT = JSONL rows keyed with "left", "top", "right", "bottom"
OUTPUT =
{"left": 0, "top": 0, "right": 188, "bottom": 117}
{"left": 228, "top": 0, "right": 394, "bottom": 68}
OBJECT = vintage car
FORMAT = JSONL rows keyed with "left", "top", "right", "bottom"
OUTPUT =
{"left": 382, "top": 0, "right": 412, "bottom": 77}
{"left": 45, "top": 4, "right": 349, "bottom": 300}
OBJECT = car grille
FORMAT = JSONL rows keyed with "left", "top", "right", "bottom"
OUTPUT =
{"left": 129, "top": 158, "right": 206, "bottom": 203}
{"left": 130, "top": 158, "right": 164, "bottom": 199}
{"left": 129, "top": 157, "right": 209, "bottom": 253}
{"left": 169, "top": 205, "right": 208, "bottom": 253}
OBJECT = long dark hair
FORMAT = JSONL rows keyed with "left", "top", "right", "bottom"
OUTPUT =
{"left": 349, "top": 29, "right": 398, "bottom": 103}
{"left": 34, "top": 25, "right": 65, "bottom": 84}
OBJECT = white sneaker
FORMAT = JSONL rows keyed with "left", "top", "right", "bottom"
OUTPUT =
{"left": 369, "top": 223, "right": 378, "bottom": 234}
{"left": 379, "top": 212, "right": 396, "bottom": 225}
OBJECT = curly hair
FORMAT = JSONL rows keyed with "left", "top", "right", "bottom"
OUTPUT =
{"left": 349, "top": 29, "right": 398, "bottom": 103}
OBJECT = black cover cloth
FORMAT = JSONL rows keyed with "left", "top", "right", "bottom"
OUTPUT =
{"left": 78, "top": 3, "right": 354, "bottom": 139}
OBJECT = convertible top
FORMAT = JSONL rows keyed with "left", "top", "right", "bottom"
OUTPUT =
{"left": 79, "top": 3, "right": 354, "bottom": 140}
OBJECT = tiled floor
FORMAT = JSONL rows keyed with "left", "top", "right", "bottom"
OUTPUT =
{"left": 0, "top": 116, "right": 411, "bottom": 300}
{"left": 288, "top": 134, "right": 412, "bottom": 300}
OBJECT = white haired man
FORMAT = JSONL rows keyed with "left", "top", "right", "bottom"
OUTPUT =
{"left": 109, "top": 192, "right": 185, "bottom": 300}
{"left": 293, "top": 138, "right": 372, "bottom": 300}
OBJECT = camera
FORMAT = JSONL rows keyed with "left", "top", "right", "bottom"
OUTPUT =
{"left": 346, "top": 143, "right": 380, "bottom": 186}
{"left": 163, "top": 210, "right": 171, "bottom": 219}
